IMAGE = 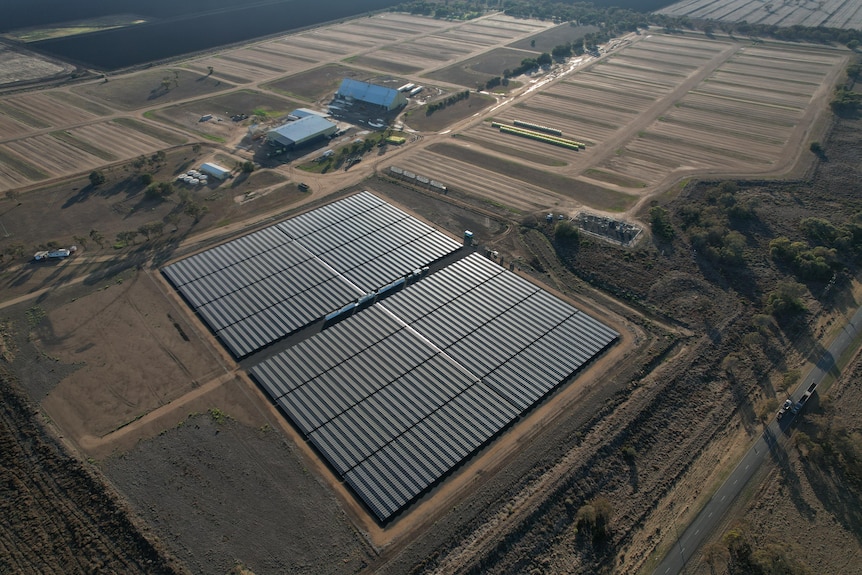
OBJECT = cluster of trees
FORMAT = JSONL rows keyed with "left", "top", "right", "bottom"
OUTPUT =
{"left": 551, "top": 41, "right": 585, "bottom": 59}
{"left": 574, "top": 496, "right": 614, "bottom": 543}
{"left": 648, "top": 206, "right": 674, "bottom": 241}
{"left": 396, "top": 0, "right": 485, "bottom": 20}
{"left": 426, "top": 90, "right": 470, "bottom": 115}
{"left": 503, "top": 53, "right": 553, "bottom": 79}
{"left": 712, "top": 526, "right": 809, "bottom": 575}
{"left": 770, "top": 216, "right": 862, "bottom": 280}
{"left": 675, "top": 182, "right": 759, "bottom": 267}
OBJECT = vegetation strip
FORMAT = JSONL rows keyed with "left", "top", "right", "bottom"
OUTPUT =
{"left": 0, "top": 103, "right": 51, "bottom": 129}
{"left": 112, "top": 118, "right": 187, "bottom": 146}
{"left": 0, "top": 148, "right": 49, "bottom": 180}
{"left": 50, "top": 131, "right": 118, "bottom": 161}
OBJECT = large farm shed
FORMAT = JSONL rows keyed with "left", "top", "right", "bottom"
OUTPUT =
{"left": 163, "top": 192, "right": 618, "bottom": 523}
{"left": 162, "top": 192, "right": 461, "bottom": 358}
{"left": 266, "top": 114, "right": 338, "bottom": 148}
{"left": 335, "top": 78, "right": 407, "bottom": 111}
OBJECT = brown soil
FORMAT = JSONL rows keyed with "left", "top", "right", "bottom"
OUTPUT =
{"left": 0, "top": 363, "right": 188, "bottom": 575}
{"left": 73, "top": 68, "right": 233, "bottom": 111}
{"left": 402, "top": 93, "right": 496, "bottom": 132}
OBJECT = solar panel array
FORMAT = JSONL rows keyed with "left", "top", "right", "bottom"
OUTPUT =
{"left": 162, "top": 192, "right": 461, "bottom": 358}
{"left": 250, "top": 253, "right": 619, "bottom": 521}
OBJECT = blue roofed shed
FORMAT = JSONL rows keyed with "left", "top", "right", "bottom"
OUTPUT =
{"left": 336, "top": 78, "right": 407, "bottom": 111}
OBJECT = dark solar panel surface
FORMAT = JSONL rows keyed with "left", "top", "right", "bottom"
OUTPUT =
{"left": 250, "top": 253, "right": 619, "bottom": 521}
{"left": 162, "top": 191, "right": 460, "bottom": 357}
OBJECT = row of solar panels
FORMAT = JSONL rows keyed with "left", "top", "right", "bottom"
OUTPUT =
{"left": 162, "top": 192, "right": 460, "bottom": 358}
{"left": 343, "top": 381, "right": 519, "bottom": 521}
{"left": 250, "top": 254, "right": 619, "bottom": 521}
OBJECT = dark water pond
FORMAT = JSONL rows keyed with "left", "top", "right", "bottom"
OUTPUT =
{"left": 18, "top": 0, "right": 405, "bottom": 70}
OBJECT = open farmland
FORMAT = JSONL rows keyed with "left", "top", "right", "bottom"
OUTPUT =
{"left": 425, "top": 32, "right": 846, "bottom": 202}
{"left": 363, "top": 15, "right": 552, "bottom": 80}
{"left": 264, "top": 64, "right": 369, "bottom": 103}
{"left": 425, "top": 47, "right": 540, "bottom": 89}
{"left": 150, "top": 90, "right": 302, "bottom": 142}
{"left": 0, "top": 119, "right": 185, "bottom": 192}
{"left": 658, "top": 0, "right": 862, "bottom": 29}
{"left": 1, "top": 92, "right": 104, "bottom": 128}
{"left": 72, "top": 68, "right": 232, "bottom": 111}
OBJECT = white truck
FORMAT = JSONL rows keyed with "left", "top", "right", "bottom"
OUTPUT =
{"left": 34, "top": 247, "right": 74, "bottom": 261}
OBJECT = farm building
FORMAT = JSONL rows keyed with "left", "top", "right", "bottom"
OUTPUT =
{"left": 200, "top": 162, "right": 231, "bottom": 181}
{"left": 335, "top": 78, "right": 407, "bottom": 111}
{"left": 267, "top": 115, "right": 338, "bottom": 149}
{"left": 288, "top": 108, "right": 330, "bottom": 120}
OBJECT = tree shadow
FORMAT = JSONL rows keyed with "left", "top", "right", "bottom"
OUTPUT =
{"left": 799, "top": 452, "right": 862, "bottom": 545}
{"left": 62, "top": 184, "right": 96, "bottom": 209}
{"left": 762, "top": 426, "right": 816, "bottom": 520}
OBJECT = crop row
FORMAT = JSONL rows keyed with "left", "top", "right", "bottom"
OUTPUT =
{"left": 491, "top": 123, "right": 585, "bottom": 150}
{"left": 513, "top": 120, "right": 562, "bottom": 137}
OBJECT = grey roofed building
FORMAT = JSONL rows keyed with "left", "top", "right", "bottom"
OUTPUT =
{"left": 336, "top": 78, "right": 408, "bottom": 111}
{"left": 267, "top": 115, "right": 338, "bottom": 148}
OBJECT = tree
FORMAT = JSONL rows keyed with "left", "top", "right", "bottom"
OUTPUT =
{"left": 207, "top": 66, "right": 214, "bottom": 76}
{"left": 765, "top": 280, "right": 807, "bottom": 316}
{"left": 809, "top": 141, "right": 824, "bottom": 159}
{"left": 89, "top": 229, "right": 104, "bottom": 248}
{"left": 89, "top": 170, "right": 106, "bottom": 187}
{"left": 649, "top": 206, "right": 675, "bottom": 241}
{"left": 240, "top": 161, "right": 255, "bottom": 174}
{"left": 72, "top": 235, "right": 87, "bottom": 249}
{"left": 140, "top": 173, "right": 154, "bottom": 186}
{"left": 138, "top": 221, "right": 164, "bottom": 241}
{"left": 160, "top": 76, "right": 172, "bottom": 91}
{"left": 184, "top": 201, "right": 208, "bottom": 223}
{"left": 116, "top": 230, "right": 138, "bottom": 247}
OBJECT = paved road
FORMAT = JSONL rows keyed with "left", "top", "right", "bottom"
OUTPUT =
{"left": 652, "top": 303, "right": 862, "bottom": 575}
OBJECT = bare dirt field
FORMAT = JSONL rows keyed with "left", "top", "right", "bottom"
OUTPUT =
{"left": 0, "top": 45, "right": 74, "bottom": 85}
{"left": 508, "top": 22, "right": 597, "bottom": 52}
{"left": 73, "top": 68, "right": 233, "bottom": 111}
{"left": 402, "top": 93, "right": 496, "bottom": 132}
{"left": 424, "top": 47, "right": 539, "bottom": 89}
{"left": 412, "top": 31, "right": 847, "bottom": 215}
{"left": 263, "top": 64, "right": 371, "bottom": 103}
{"left": 150, "top": 90, "right": 302, "bottom": 143}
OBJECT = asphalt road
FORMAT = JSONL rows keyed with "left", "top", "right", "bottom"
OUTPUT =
{"left": 652, "top": 303, "right": 862, "bottom": 575}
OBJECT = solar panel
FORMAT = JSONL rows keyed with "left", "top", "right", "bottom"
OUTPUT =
{"left": 251, "top": 253, "right": 619, "bottom": 522}
{"left": 163, "top": 192, "right": 460, "bottom": 358}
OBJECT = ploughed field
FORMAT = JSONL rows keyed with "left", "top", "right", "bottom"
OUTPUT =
{"left": 400, "top": 32, "right": 846, "bottom": 211}
{"left": 658, "top": 0, "right": 862, "bottom": 29}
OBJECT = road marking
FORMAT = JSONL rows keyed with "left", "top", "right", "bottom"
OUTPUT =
{"left": 666, "top": 568, "right": 671, "bottom": 574}
{"left": 745, "top": 464, "right": 750, "bottom": 470}
{"left": 721, "top": 495, "right": 726, "bottom": 501}
{"left": 733, "top": 479, "right": 738, "bottom": 484}
{"left": 695, "top": 529, "right": 700, "bottom": 535}
{"left": 708, "top": 512, "right": 713, "bottom": 518}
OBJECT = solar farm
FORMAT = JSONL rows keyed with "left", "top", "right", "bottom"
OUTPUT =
{"left": 162, "top": 191, "right": 461, "bottom": 358}
{"left": 164, "top": 192, "right": 618, "bottom": 521}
